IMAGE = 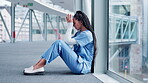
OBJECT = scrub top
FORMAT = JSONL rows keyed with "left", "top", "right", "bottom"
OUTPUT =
{"left": 73, "top": 30, "right": 94, "bottom": 73}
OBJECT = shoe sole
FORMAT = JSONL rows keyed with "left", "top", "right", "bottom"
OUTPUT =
{"left": 23, "top": 70, "right": 45, "bottom": 75}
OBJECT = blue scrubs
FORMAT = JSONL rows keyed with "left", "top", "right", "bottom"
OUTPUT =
{"left": 41, "top": 30, "right": 94, "bottom": 74}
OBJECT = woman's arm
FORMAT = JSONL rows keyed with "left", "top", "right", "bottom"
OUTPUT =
{"left": 62, "top": 14, "right": 77, "bottom": 45}
{"left": 63, "top": 22, "right": 77, "bottom": 45}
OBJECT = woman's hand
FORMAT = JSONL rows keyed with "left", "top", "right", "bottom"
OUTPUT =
{"left": 66, "top": 14, "right": 73, "bottom": 23}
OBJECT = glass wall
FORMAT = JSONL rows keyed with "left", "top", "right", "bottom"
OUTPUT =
{"left": 0, "top": 0, "right": 11, "bottom": 42}
{"left": 0, "top": 0, "right": 70, "bottom": 42}
{"left": 109, "top": 0, "right": 148, "bottom": 82}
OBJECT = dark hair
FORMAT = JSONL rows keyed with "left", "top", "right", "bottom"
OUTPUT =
{"left": 74, "top": 11, "right": 97, "bottom": 73}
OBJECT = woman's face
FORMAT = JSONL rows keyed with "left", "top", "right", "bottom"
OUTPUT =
{"left": 73, "top": 18, "right": 82, "bottom": 30}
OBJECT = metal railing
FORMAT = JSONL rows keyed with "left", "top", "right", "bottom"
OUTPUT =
{"left": 109, "top": 14, "right": 138, "bottom": 44}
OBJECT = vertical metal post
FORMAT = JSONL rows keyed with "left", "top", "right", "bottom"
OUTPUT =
{"left": 56, "top": 16, "right": 60, "bottom": 29}
{"left": 43, "top": 13, "right": 47, "bottom": 41}
{"left": 11, "top": 3, "right": 15, "bottom": 43}
{"left": 29, "top": 9, "right": 33, "bottom": 42}
{"left": 56, "top": 16, "right": 60, "bottom": 39}
{"left": 121, "top": 19, "right": 123, "bottom": 40}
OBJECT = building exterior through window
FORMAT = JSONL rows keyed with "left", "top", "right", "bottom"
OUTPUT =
{"left": 109, "top": 0, "right": 148, "bottom": 82}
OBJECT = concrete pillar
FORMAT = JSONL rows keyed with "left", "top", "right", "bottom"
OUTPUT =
{"left": 83, "top": 0, "right": 91, "bottom": 22}
{"left": 93, "top": 0, "right": 108, "bottom": 73}
{"left": 75, "top": 0, "right": 83, "bottom": 11}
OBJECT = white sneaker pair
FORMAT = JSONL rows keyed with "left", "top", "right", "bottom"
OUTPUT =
{"left": 23, "top": 66, "right": 45, "bottom": 75}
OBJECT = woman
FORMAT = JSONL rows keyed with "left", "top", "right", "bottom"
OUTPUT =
{"left": 23, "top": 11, "right": 97, "bottom": 75}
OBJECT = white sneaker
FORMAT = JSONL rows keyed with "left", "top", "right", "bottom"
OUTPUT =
{"left": 23, "top": 66, "right": 44, "bottom": 75}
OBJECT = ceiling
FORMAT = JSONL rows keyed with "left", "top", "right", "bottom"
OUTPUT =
{"left": 51, "top": 0, "right": 75, "bottom": 12}
{"left": 6, "top": 0, "right": 75, "bottom": 16}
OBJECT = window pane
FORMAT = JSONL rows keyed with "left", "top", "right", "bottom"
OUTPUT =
{"left": 109, "top": 0, "right": 148, "bottom": 82}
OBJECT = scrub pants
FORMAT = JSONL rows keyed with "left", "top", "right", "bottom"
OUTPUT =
{"left": 41, "top": 40, "right": 83, "bottom": 74}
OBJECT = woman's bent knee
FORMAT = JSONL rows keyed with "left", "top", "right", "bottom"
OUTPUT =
{"left": 54, "top": 40, "right": 67, "bottom": 46}
{"left": 54, "top": 40, "right": 65, "bottom": 44}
